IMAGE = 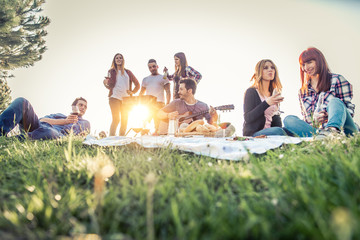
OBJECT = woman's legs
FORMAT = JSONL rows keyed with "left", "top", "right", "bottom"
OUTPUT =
{"left": 326, "top": 98, "right": 358, "bottom": 135}
{"left": 252, "top": 127, "right": 287, "bottom": 137}
{"left": 109, "top": 98, "right": 121, "bottom": 136}
{"left": 283, "top": 115, "right": 317, "bottom": 137}
{"left": 119, "top": 103, "right": 129, "bottom": 136}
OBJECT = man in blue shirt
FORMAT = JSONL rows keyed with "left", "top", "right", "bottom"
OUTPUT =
{"left": 0, "top": 97, "right": 90, "bottom": 140}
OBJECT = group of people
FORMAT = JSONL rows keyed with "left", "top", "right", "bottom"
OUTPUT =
{"left": 0, "top": 48, "right": 358, "bottom": 140}
{"left": 103, "top": 52, "right": 202, "bottom": 136}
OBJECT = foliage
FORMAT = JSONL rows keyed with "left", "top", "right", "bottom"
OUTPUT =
{"left": 0, "top": 134, "right": 360, "bottom": 239}
{"left": 0, "top": 0, "right": 50, "bottom": 78}
{"left": 0, "top": 76, "right": 11, "bottom": 113}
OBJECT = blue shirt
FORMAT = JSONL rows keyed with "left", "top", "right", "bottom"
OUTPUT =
{"left": 40, "top": 113, "right": 91, "bottom": 136}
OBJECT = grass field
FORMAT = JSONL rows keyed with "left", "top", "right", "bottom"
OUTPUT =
{"left": 0, "top": 134, "right": 359, "bottom": 240}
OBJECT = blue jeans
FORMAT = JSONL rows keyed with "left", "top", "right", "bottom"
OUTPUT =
{"left": 284, "top": 98, "right": 358, "bottom": 137}
{"left": 253, "top": 127, "right": 289, "bottom": 137}
{"left": 0, "top": 97, "right": 61, "bottom": 140}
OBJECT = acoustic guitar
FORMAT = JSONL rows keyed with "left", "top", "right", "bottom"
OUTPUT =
{"left": 157, "top": 104, "right": 234, "bottom": 135}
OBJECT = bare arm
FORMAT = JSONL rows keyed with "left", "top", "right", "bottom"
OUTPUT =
{"left": 164, "top": 83, "right": 171, "bottom": 105}
{"left": 139, "top": 86, "right": 146, "bottom": 96}
{"left": 158, "top": 109, "right": 179, "bottom": 120}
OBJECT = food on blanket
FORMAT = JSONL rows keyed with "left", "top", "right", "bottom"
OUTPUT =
{"left": 230, "top": 136, "right": 250, "bottom": 141}
{"left": 218, "top": 122, "right": 231, "bottom": 129}
{"left": 196, "top": 124, "right": 210, "bottom": 133}
{"left": 179, "top": 123, "right": 189, "bottom": 131}
{"left": 204, "top": 123, "right": 219, "bottom": 132}
{"left": 184, "top": 119, "right": 204, "bottom": 132}
{"left": 254, "top": 135, "right": 267, "bottom": 138}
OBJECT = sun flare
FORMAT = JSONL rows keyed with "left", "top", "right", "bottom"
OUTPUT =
{"left": 127, "top": 104, "right": 155, "bottom": 134}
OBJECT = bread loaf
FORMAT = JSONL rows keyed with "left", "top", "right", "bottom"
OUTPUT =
{"left": 196, "top": 124, "right": 210, "bottom": 133}
{"left": 204, "top": 124, "right": 219, "bottom": 132}
{"left": 184, "top": 119, "right": 204, "bottom": 132}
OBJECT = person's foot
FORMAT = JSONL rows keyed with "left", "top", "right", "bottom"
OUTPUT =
{"left": 315, "top": 127, "right": 341, "bottom": 140}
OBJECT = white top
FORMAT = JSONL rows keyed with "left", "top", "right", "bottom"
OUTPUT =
{"left": 141, "top": 74, "right": 169, "bottom": 103}
{"left": 111, "top": 70, "right": 130, "bottom": 100}
{"left": 256, "top": 89, "right": 278, "bottom": 129}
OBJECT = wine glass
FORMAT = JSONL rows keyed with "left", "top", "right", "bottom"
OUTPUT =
{"left": 71, "top": 105, "right": 80, "bottom": 116}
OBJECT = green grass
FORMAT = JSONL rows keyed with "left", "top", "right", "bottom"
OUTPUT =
{"left": 0, "top": 134, "right": 360, "bottom": 240}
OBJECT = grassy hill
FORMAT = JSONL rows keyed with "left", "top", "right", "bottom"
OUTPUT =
{"left": 0, "top": 134, "right": 359, "bottom": 239}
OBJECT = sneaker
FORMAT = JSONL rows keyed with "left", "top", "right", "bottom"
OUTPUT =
{"left": 315, "top": 127, "right": 341, "bottom": 140}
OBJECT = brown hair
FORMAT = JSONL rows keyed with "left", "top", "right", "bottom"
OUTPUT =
{"left": 110, "top": 53, "right": 125, "bottom": 76}
{"left": 250, "top": 59, "right": 282, "bottom": 97}
{"left": 179, "top": 78, "right": 197, "bottom": 95}
{"left": 174, "top": 52, "right": 188, "bottom": 78}
{"left": 72, "top": 97, "right": 87, "bottom": 106}
{"left": 299, "top": 47, "right": 331, "bottom": 94}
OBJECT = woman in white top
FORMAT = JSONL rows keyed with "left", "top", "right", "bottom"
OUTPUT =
{"left": 103, "top": 53, "right": 140, "bottom": 136}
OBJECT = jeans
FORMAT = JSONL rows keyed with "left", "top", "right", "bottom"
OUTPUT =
{"left": 0, "top": 97, "right": 61, "bottom": 139}
{"left": 284, "top": 98, "right": 358, "bottom": 137}
{"left": 253, "top": 127, "right": 289, "bottom": 137}
{"left": 109, "top": 97, "right": 129, "bottom": 136}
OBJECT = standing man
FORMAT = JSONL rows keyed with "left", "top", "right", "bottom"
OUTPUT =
{"left": 139, "top": 59, "right": 171, "bottom": 133}
{"left": 0, "top": 97, "right": 90, "bottom": 139}
{"left": 158, "top": 78, "right": 217, "bottom": 125}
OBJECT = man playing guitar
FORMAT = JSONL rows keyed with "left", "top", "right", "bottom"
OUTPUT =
{"left": 157, "top": 78, "right": 218, "bottom": 126}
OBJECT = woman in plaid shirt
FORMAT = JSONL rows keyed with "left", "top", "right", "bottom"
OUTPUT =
{"left": 284, "top": 47, "right": 358, "bottom": 137}
{"left": 164, "top": 52, "right": 202, "bottom": 100}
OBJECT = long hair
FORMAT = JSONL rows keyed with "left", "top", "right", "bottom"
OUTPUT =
{"left": 174, "top": 52, "right": 188, "bottom": 78}
{"left": 299, "top": 47, "right": 331, "bottom": 94}
{"left": 110, "top": 53, "right": 125, "bottom": 76}
{"left": 250, "top": 59, "right": 282, "bottom": 97}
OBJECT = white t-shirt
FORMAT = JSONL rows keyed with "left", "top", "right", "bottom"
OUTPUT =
{"left": 111, "top": 70, "right": 130, "bottom": 100}
{"left": 142, "top": 74, "right": 169, "bottom": 103}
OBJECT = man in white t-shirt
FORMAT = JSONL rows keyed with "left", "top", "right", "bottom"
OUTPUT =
{"left": 139, "top": 59, "right": 171, "bottom": 133}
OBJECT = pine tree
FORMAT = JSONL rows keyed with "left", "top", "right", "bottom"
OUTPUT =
{"left": 0, "top": 73, "right": 12, "bottom": 113}
{"left": 0, "top": 0, "right": 50, "bottom": 110}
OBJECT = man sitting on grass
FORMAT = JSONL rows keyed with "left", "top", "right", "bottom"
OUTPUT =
{"left": 157, "top": 79, "right": 218, "bottom": 134}
{"left": 0, "top": 97, "right": 90, "bottom": 140}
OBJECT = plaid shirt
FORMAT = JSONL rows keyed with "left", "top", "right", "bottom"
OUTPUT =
{"left": 299, "top": 74, "right": 354, "bottom": 124}
{"left": 168, "top": 66, "right": 202, "bottom": 83}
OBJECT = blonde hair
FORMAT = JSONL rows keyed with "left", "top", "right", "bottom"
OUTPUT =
{"left": 110, "top": 53, "right": 125, "bottom": 76}
{"left": 250, "top": 59, "right": 282, "bottom": 97}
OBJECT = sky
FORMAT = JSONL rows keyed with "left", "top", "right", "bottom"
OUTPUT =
{"left": 8, "top": 0, "right": 360, "bottom": 136}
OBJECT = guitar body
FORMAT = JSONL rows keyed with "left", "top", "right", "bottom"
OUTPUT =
{"left": 157, "top": 104, "right": 234, "bottom": 135}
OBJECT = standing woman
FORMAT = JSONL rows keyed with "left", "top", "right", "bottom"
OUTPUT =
{"left": 284, "top": 47, "right": 358, "bottom": 136}
{"left": 243, "top": 59, "right": 287, "bottom": 137}
{"left": 164, "top": 52, "right": 202, "bottom": 99}
{"left": 103, "top": 53, "right": 140, "bottom": 136}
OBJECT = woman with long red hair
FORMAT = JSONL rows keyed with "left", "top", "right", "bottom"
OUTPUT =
{"left": 284, "top": 47, "right": 358, "bottom": 137}
{"left": 103, "top": 53, "right": 140, "bottom": 136}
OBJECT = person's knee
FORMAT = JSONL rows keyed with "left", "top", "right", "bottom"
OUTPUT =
{"left": 12, "top": 97, "right": 27, "bottom": 106}
{"left": 283, "top": 115, "right": 299, "bottom": 127}
{"left": 327, "top": 97, "right": 344, "bottom": 108}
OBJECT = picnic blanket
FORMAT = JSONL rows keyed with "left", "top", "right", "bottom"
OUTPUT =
{"left": 83, "top": 135, "right": 309, "bottom": 161}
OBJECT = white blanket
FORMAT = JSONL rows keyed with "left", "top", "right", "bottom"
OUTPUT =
{"left": 83, "top": 135, "right": 309, "bottom": 161}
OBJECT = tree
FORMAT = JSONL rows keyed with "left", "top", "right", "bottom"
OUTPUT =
{"left": 0, "top": 75, "right": 11, "bottom": 113}
{"left": 0, "top": 0, "right": 50, "bottom": 111}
